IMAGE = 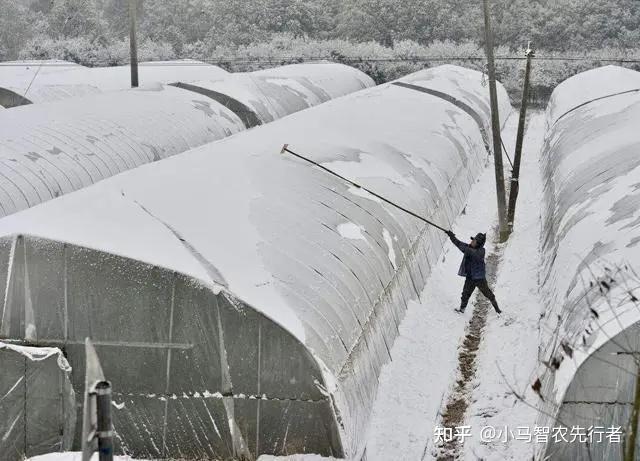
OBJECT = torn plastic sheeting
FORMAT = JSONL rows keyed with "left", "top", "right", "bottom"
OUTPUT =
{"left": 535, "top": 66, "right": 640, "bottom": 458}
{"left": 0, "top": 342, "right": 76, "bottom": 460}
{"left": 0, "top": 65, "right": 511, "bottom": 459}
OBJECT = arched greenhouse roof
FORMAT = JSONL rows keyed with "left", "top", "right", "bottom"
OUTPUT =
{"left": 174, "top": 62, "right": 374, "bottom": 126}
{"left": 0, "top": 59, "right": 230, "bottom": 106}
{"left": 535, "top": 65, "right": 640, "bottom": 459}
{"left": 0, "top": 62, "right": 373, "bottom": 218}
{"left": 0, "top": 65, "right": 512, "bottom": 459}
{"left": 546, "top": 65, "right": 640, "bottom": 127}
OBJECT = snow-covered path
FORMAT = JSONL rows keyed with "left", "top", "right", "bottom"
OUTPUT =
{"left": 364, "top": 112, "right": 519, "bottom": 461}
{"left": 364, "top": 110, "right": 547, "bottom": 461}
{"left": 462, "top": 111, "right": 547, "bottom": 460}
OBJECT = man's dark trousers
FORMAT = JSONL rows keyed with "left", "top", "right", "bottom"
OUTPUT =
{"left": 460, "top": 277, "right": 500, "bottom": 312}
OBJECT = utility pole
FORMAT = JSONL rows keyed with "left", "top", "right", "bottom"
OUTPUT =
{"left": 129, "top": 0, "right": 139, "bottom": 88}
{"left": 507, "top": 42, "right": 534, "bottom": 233}
{"left": 625, "top": 364, "right": 640, "bottom": 461}
{"left": 482, "top": 0, "right": 508, "bottom": 242}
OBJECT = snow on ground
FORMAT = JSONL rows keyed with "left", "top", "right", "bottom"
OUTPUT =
{"left": 257, "top": 455, "right": 340, "bottom": 461}
{"left": 364, "top": 115, "right": 510, "bottom": 460}
{"left": 462, "top": 111, "right": 547, "bottom": 460}
{"left": 27, "top": 454, "right": 144, "bottom": 461}
{"left": 28, "top": 453, "right": 338, "bottom": 461}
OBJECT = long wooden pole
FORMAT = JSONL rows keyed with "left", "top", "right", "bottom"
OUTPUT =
{"left": 507, "top": 43, "right": 534, "bottom": 233}
{"left": 482, "top": 0, "right": 508, "bottom": 242}
{"left": 281, "top": 145, "right": 450, "bottom": 232}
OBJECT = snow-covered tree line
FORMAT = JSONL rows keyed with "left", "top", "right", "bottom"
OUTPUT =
{"left": 2, "top": 0, "right": 640, "bottom": 104}
{"left": 3, "top": 0, "right": 640, "bottom": 61}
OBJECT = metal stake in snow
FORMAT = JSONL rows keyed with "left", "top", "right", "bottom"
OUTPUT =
{"left": 280, "top": 144, "right": 450, "bottom": 233}
{"left": 82, "top": 338, "right": 114, "bottom": 461}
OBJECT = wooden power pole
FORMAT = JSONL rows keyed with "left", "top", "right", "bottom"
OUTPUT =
{"left": 482, "top": 0, "right": 508, "bottom": 241}
{"left": 129, "top": 0, "right": 139, "bottom": 88}
{"left": 625, "top": 363, "right": 640, "bottom": 461}
{"left": 507, "top": 43, "right": 534, "bottom": 233}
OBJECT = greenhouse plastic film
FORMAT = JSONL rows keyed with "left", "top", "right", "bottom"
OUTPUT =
{"left": 0, "top": 63, "right": 373, "bottom": 219}
{"left": 0, "top": 65, "right": 511, "bottom": 459}
{"left": 183, "top": 63, "right": 374, "bottom": 125}
{"left": 535, "top": 66, "right": 640, "bottom": 459}
{"left": 546, "top": 65, "right": 640, "bottom": 128}
{"left": 0, "top": 342, "right": 75, "bottom": 460}
{"left": 0, "top": 59, "right": 229, "bottom": 105}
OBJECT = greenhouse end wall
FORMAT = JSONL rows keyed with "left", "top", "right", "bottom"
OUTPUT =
{"left": 0, "top": 342, "right": 75, "bottom": 460}
{"left": 0, "top": 235, "right": 342, "bottom": 460}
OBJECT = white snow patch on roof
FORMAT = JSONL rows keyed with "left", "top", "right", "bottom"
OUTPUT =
{"left": 323, "top": 152, "right": 415, "bottom": 187}
{"left": 347, "top": 186, "right": 383, "bottom": 203}
{"left": 337, "top": 222, "right": 367, "bottom": 241}
{"left": 382, "top": 228, "right": 397, "bottom": 270}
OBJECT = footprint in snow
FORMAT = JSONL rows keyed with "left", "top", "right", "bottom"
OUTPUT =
{"left": 501, "top": 316, "right": 517, "bottom": 326}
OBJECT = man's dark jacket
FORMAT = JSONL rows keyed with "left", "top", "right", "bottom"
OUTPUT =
{"left": 449, "top": 235, "right": 486, "bottom": 279}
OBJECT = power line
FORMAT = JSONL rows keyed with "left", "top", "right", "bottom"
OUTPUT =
{"left": 2, "top": 56, "right": 640, "bottom": 67}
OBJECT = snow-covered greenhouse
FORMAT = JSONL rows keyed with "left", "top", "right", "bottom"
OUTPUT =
{"left": 536, "top": 65, "right": 640, "bottom": 460}
{"left": 0, "top": 62, "right": 373, "bottom": 218}
{"left": 0, "top": 60, "right": 231, "bottom": 106}
{"left": 0, "top": 65, "right": 512, "bottom": 460}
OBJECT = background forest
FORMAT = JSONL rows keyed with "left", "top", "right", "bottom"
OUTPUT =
{"left": 2, "top": 0, "right": 640, "bottom": 103}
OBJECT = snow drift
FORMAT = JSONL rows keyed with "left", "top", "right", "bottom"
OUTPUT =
{"left": 0, "top": 65, "right": 511, "bottom": 460}
{"left": 537, "top": 65, "right": 640, "bottom": 459}
{"left": 0, "top": 62, "right": 374, "bottom": 219}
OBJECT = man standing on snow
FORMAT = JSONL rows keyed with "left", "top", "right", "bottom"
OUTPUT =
{"left": 445, "top": 230, "right": 501, "bottom": 314}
